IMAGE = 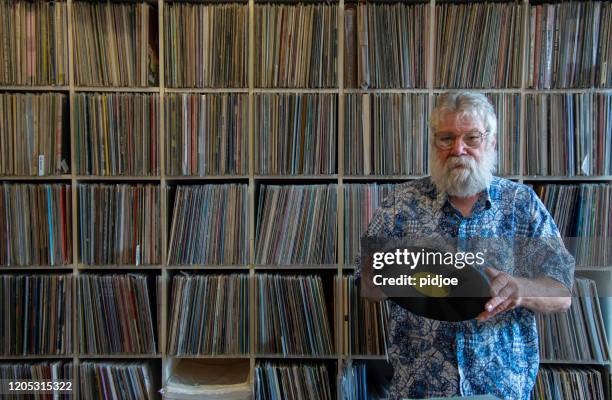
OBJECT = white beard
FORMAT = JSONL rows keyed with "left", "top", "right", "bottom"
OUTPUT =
{"left": 429, "top": 146, "right": 497, "bottom": 197}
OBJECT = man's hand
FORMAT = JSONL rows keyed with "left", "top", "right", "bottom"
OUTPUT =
{"left": 477, "top": 267, "right": 572, "bottom": 322}
{"left": 477, "top": 268, "right": 525, "bottom": 321}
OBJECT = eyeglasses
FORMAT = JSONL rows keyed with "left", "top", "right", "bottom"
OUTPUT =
{"left": 433, "top": 130, "right": 488, "bottom": 150}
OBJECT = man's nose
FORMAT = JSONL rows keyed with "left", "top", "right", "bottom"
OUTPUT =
{"left": 449, "top": 137, "right": 467, "bottom": 156}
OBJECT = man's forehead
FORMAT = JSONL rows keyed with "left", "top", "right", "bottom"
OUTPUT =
{"left": 437, "top": 111, "right": 485, "bottom": 131}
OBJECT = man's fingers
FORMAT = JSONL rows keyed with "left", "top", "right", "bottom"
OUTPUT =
{"left": 484, "top": 267, "right": 502, "bottom": 280}
{"left": 497, "top": 283, "right": 516, "bottom": 299}
{"left": 493, "top": 298, "right": 514, "bottom": 314}
{"left": 479, "top": 297, "right": 514, "bottom": 321}
{"left": 489, "top": 274, "right": 509, "bottom": 297}
{"left": 476, "top": 310, "right": 490, "bottom": 321}
{"left": 480, "top": 271, "right": 523, "bottom": 322}
{"left": 485, "top": 296, "right": 507, "bottom": 312}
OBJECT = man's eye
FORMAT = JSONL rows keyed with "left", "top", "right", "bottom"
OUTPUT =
{"left": 439, "top": 137, "right": 454, "bottom": 143}
{"left": 466, "top": 135, "right": 481, "bottom": 142}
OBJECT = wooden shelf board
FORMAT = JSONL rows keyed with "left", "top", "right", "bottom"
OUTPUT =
{"left": 0, "top": 266, "right": 73, "bottom": 271}
{"left": 74, "top": 86, "right": 159, "bottom": 93}
{"left": 254, "top": 264, "right": 339, "bottom": 270}
{"left": 78, "top": 265, "right": 163, "bottom": 270}
{"left": 254, "top": 354, "right": 338, "bottom": 359}
{"left": 0, "top": 85, "right": 69, "bottom": 91}
{"left": 166, "top": 265, "right": 250, "bottom": 270}
{"left": 0, "top": 175, "right": 72, "bottom": 181}
{"left": 79, "top": 354, "right": 162, "bottom": 359}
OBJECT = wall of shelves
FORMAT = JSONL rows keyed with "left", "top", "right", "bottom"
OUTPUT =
{"left": 0, "top": 0, "right": 610, "bottom": 398}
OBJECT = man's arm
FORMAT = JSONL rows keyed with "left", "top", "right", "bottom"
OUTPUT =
{"left": 475, "top": 187, "right": 576, "bottom": 322}
{"left": 477, "top": 267, "right": 571, "bottom": 321}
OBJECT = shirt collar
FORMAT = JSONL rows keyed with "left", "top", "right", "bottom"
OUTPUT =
{"left": 432, "top": 180, "right": 493, "bottom": 212}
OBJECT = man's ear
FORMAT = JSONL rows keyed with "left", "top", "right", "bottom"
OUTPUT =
{"left": 490, "top": 135, "right": 497, "bottom": 150}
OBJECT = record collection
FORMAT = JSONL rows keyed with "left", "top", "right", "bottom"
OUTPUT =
{"left": 489, "top": 93, "right": 520, "bottom": 176}
{"left": 255, "top": 274, "right": 333, "bottom": 356}
{"left": 255, "top": 93, "right": 337, "bottom": 175}
{"left": 534, "top": 184, "right": 582, "bottom": 238}
{"left": 341, "top": 275, "right": 389, "bottom": 356}
{"left": 72, "top": 2, "right": 158, "bottom": 87}
{"left": 79, "top": 361, "right": 155, "bottom": 400}
{"left": 535, "top": 184, "right": 611, "bottom": 268}
{"left": 0, "top": 93, "right": 69, "bottom": 176}
{"left": 168, "top": 184, "right": 248, "bottom": 266}
{"left": 344, "top": 93, "right": 427, "bottom": 176}
{"left": 344, "top": 183, "right": 398, "bottom": 265}
{"left": 164, "top": 3, "right": 246, "bottom": 88}
{"left": 0, "top": 361, "right": 73, "bottom": 400}
{"left": 255, "top": 4, "right": 336, "bottom": 88}
{"left": 0, "top": 184, "right": 72, "bottom": 267}
{"left": 342, "top": 361, "right": 368, "bottom": 400}
{"left": 537, "top": 278, "right": 610, "bottom": 362}
{"left": 74, "top": 93, "right": 159, "bottom": 176}
{"left": 0, "top": 274, "right": 72, "bottom": 355}
{"left": 255, "top": 185, "right": 337, "bottom": 265}
{"left": 165, "top": 93, "right": 248, "bottom": 176}
{"left": 77, "top": 274, "right": 156, "bottom": 355}
{"left": 435, "top": 3, "right": 523, "bottom": 88}
{"left": 532, "top": 366, "right": 606, "bottom": 400}
{"left": 255, "top": 362, "right": 332, "bottom": 400}
{"left": 167, "top": 273, "right": 249, "bottom": 355}
{"left": 341, "top": 361, "right": 390, "bottom": 400}
{"left": 0, "top": 1, "right": 68, "bottom": 85}
{"left": 78, "top": 184, "right": 161, "bottom": 266}
{"left": 525, "top": 93, "right": 612, "bottom": 176}
{"left": 344, "top": 3, "right": 428, "bottom": 89}
{"left": 528, "top": 2, "right": 612, "bottom": 89}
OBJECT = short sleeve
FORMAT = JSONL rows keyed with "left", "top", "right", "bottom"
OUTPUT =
{"left": 519, "top": 187, "right": 575, "bottom": 291}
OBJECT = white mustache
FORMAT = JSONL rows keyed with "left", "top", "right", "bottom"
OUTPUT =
{"left": 430, "top": 150, "right": 497, "bottom": 197}
{"left": 446, "top": 156, "right": 474, "bottom": 170}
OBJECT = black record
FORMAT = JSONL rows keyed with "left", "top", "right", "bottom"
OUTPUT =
{"left": 385, "top": 262, "right": 490, "bottom": 322}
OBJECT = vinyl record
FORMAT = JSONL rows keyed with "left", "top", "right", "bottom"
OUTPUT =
{"left": 386, "top": 262, "right": 490, "bottom": 322}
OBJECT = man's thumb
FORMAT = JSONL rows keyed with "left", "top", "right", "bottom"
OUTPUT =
{"left": 484, "top": 267, "right": 501, "bottom": 280}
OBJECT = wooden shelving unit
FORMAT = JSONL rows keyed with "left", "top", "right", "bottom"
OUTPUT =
{"left": 0, "top": 0, "right": 610, "bottom": 399}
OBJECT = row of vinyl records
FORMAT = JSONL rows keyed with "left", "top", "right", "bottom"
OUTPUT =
{"left": 0, "top": 182, "right": 610, "bottom": 267}
{"left": 535, "top": 184, "right": 612, "bottom": 268}
{"left": 1, "top": 272, "right": 608, "bottom": 361}
{"left": 0, "top": 273, "right": 327, "bottom": 356}
{"left": 537, "top": 279, "right": 610, "bottom": 362}
{"left": 0, "top": 361, "right": 154, "bottom": 400}
{"left": 342, "top": 362, "right": 609, "bottom": 400}
{"left": 0, "top": 360, "right": 608, "bottom": 400}
{"left": 1, "top": 91, "right": 610, "bottom": 177}
{"left": 2, "top": 1, "right": 612, "bottom": 89}
{"left": 0, "top": 360, "right": 333, "bottom": 400}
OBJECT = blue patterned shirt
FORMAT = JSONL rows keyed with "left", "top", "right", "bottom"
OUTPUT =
{"left": 356, "top": 177, "right": 575, "bottom": 400}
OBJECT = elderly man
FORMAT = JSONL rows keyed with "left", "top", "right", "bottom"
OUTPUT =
{"left": 358, "top": 92, "right": 574, "bottom": 399}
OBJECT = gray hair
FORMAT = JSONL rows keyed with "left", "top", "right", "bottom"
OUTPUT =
{"left": 429, "top": 92, "right": 497, "bottom": 144}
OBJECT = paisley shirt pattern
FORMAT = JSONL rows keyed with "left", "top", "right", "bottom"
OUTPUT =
{"left": 356, "top": 177, "right": 575, "bottom": 400}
